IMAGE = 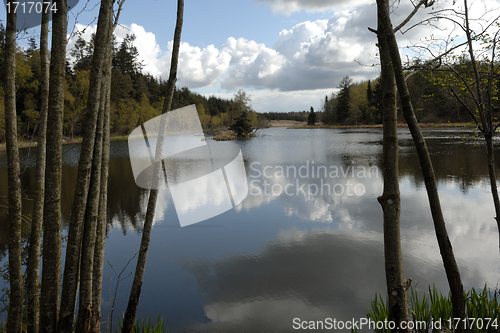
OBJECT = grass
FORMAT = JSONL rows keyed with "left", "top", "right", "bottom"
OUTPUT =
{"left": 363, "top": 284, "right": 500, "bottom": 332}
{"left": 213, "top": 129, "right": 236, "bottom": 141}
{"left": 117, "top": 314, "right": 166, "bottom": 333}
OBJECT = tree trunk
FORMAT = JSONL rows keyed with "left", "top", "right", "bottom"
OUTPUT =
{"left": 4, "top": 4, "right": 24, "bottom": 332}
{"left": 59, "top": 1, "right": 114, "bottom": 331}
{"left": 75, "top": 83, "right": 105, "bottom": 333}
{"left": 484, "top": 134, "right": 500, "bottom": 231}
{"left": 376, "top": 0, "right": 466, "bottom": 326}
{"left": 91, "top": 14, "right": 114, "bottom": 333}
{"left": 376, "top": 18, "right": 410, "bottom": 331}
{"left": 26, "top": 7, "right": 50, "bottom": 333}
{"left": 39, "top": 1, "right": 67, "bottom": 332}
{"left": 121, "top": 1, "right": 184, "bottom": 331}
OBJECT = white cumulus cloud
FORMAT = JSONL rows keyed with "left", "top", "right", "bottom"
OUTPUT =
{"left": 255, "top": 0, "right": 374, "bottom": 14}
{"left": 160, "top": 42, "right": 231, "bottom": 88}
{"left": 221, "top": 9, "right": 379, "bottom": 91}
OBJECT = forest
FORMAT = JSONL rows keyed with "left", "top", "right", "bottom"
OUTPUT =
{"left": 0, "top": 26, "right": 268, "bottom": 143}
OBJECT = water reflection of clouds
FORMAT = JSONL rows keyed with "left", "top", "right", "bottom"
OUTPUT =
{"left": 172, "top": 166, "right": 500, "bottom": 331}
{"left": 239, "top": 161, "right": 382, "bottom": 224}
{"left": 178, "top": 222, "right": 499, "bottom": 332}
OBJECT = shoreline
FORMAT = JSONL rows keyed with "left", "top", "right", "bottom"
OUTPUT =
{"left": 287, "top": 122, "right": 474, "bottom": 129}
{"left": 0, "top": 135, "right": 129, "bottom": 152}
{"left": 0, "top": 123, "right": 475, "bottom": 152}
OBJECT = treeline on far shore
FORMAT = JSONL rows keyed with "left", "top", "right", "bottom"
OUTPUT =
{"left": 262, "top": 60, "right": 500, "bottom": 126}
{"left": 0, "top": 30, "right": 268, "bottom": 143}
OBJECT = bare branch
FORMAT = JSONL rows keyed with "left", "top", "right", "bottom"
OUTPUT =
{"left": 451, "top": 88, "right": 482, "bottom": 130}
{"left": 394, "top": 0, "right": 426, "bottom": 33}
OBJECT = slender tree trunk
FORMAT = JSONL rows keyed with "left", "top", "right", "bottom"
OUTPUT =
{"left": 121, "top": 1, "right": 184, "bottom": 331}
{"left": 91, "top": 47, "right": 112, "bottom": 333}
{"left": 75, "top": 83, "right": 106, "bottom": 333}
{"left": 484, "top": 134, "right": 500, "bottom": 229}
{"left": 26, "top": 8, "right": 50, "bottom": 333}
{"left": 59, "top": 1, "right": 114, "bottom": 331}
{"left": 376, "top": 0, "right": 466, "bottom": 326}
{"left": 4, "top": 4, "right": 24, "bottom": 332}
{"left": 91, "top": 11, "right": 115, "bottom": 332}
{"left": 40, "top": 1, "right": 68, "bottom": 332}
{"left": 463, "top": 0, "right": 500, "bottom": 240}
{"left": 376, "top": 21, "right": 410, "bottom": 331}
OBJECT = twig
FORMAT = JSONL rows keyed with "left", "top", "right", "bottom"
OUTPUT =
{"left": 107, "top": 251, "right": 139, "bottom": 333}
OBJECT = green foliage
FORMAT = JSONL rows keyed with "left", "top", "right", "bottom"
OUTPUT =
{"left": 367, "top": 293, "right": 389, "bottom": 332}
{"left": 336, "top": 76, "right": 353, "bottom": 124}
{"left": 261, "top": 110, "right": 308, "bottom": 122}
{"left": 367, "top": 284, "right": 500, "bottom": 333}
{"left": 308, "top": 106, "right": 317, "bottom": 125}
{"left": 230, "top": 111, "right": 254, "bottom": 138}
{"left": 117, "top": 314, "right": 166, "bottom": 333}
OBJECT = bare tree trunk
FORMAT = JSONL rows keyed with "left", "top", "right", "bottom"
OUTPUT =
{"left": 75, "top": 85, "right": 106, "bottom": 333}
{"left": 91, "top": 8, "right": 118, "bottom": 331}
{"left": 59, "top": 1, "right": 114, "bottom": 331}
{"left": 4, "top": 4, "right": 24, "bottom": 332}
{"left": 376, "top": 20, "right": 410, "bottom": 331}
{"left": 26, "top": 7, "right": 50, "bottom": 333}
{"left": 91, "top": 48, "right": 112, "bottom": 333}
{"left": 463, "top": 0, "right": 500, "bottom": 238}
{"left": 485, "top": 134, "right": 500, "bottom": 229}
{"left": 121, "top": 1, "right": 184, "bottom": 331}
{"left": 40, "top": 1, "right": 68, "bottom": 332}
{"left": 376, "top": 0, "right": 466, "bottom": 326}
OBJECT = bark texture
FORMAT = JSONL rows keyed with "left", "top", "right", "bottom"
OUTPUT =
{"left": 91, "top": 14, "right": 114, "bottom": 333}
{"left": 40, "top": 1, "right": 67, "bottom": 332}
{"left": 376, "top": 0, "right": 466, "bottom": 326}
{"left": 5, "top": 4, "right": 24, "bottom": 333}
{"left": 26, "top": 7, "right": 50, "bottom": 333}
{"left": 58, "top": 1, "right": 114, "bottom": 331}
{"left": 121, "top": 1, "right": 184, "bottom": 331}
{"left": 75, "top": 84, "right": 105, "bottom": 333}
{"left": 376, "top": 17, "right": 410, "bottom": 331}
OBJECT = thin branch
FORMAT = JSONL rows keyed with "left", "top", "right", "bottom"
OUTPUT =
{"left": 394, "top": 0, "right": 427, "bottom": 33}
{"left": 451, "top": 88, "right": 482, "bottom": 131}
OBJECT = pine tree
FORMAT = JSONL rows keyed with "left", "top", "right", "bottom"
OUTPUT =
{"left": 336, "top": 76, "right": 352, "bottom": 124}
{"left": 308, "top": 106, "right": 316, "bottom": 125}
{"left": 230, "top": 111, "right": 253, "bottom": 137}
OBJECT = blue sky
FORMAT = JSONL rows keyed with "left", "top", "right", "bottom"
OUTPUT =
{"left": 2, "top": 0, "right": 500, "bottom": 112}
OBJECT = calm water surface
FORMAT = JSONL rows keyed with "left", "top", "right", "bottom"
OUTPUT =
{"left": 0, "top": 127, "right": 499, "bottom": 332}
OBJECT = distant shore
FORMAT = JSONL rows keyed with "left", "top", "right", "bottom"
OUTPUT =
{"left": 268, "top": 120, "right": 474, "bottom": 129}
{"left": 0, "top": 122, "right": 475, "bottom": 152}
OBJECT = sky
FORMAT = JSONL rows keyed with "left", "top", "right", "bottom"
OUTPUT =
{"left": 2, "top": 0, "right": 500, "bottom": 112}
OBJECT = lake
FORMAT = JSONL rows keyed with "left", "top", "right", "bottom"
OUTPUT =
{"left": 0, "top": 127, "right": 499, "bottom": 332}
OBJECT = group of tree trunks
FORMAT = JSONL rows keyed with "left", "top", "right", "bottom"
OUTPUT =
{"left": 3, "top": 0, "right": 184, "bottom": 332}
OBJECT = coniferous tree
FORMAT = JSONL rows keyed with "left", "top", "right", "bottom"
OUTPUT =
{"left": 230, "top": 110, "right": 253, "bottom": 137}
{"left": 308, "top": 106, "right": 317, "bottom": 125}
{"left": 336, "top": 76, "right": 352, "bottom": 124}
